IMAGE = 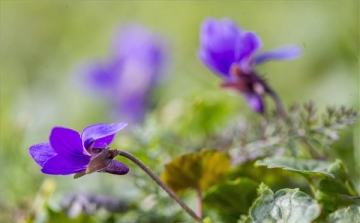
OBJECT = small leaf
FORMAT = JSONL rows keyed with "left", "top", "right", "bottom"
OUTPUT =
{"left": 250, "top": 187, "right": 321, "bottom": 223}
{"left": 160, "top": 150, "right": 230, "bottom": 193}
{"left": 326, "top": 205, "right": 360, "bottom": 223}
{"left": 255, "top": 157, "right": 334, "bottom": 179}
{"left": 203, "top": 177, "right": 258, "bottom": 214}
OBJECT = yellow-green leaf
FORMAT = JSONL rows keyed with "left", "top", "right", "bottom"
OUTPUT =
{"left": 160, "top": 150, "right": 230, "bottom": 194}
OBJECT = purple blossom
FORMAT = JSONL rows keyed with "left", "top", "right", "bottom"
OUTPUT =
{"left": 29, "top": 123, "right": 129, "bottom": 177}
{"left": 198, "top": 18, "right": 302, "bottom": 113}
{"left": 81, "top": 24, "right": 167, "bottom": 123}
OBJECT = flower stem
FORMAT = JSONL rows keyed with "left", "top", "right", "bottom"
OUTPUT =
{"left": 196, "top": 187, "right": 202, "bottom": 219}
{"left": 118, "top": 150, "right": 203, "bottom": 223}
{"left": 266, "top": 85, "right": 287, "bottom": 120}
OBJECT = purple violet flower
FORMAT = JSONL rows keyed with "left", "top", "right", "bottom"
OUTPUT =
{"left": 29, "top": 123, "right": 129, "bottom": 178}
{"left": 198, "top": 18, "right": 302, "bottom": 113}
{"left": 81, "top": 24, "right": 167, "bottom": 123}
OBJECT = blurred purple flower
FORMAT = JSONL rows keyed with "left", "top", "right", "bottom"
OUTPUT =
{"left": 198, "top": 18, "right": 301, "bottom": 113}
{"left": 29, "top": 123, "right": 129, "bottom": 177}
{"left": 81, "top": 24, "right": 167, "bottom": 123}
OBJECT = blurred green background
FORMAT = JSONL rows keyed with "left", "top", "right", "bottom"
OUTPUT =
{"left": 1, "top": 1, "right": 359, "bottom": 222}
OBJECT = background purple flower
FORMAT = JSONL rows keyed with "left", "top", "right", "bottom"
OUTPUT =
{"left": 29, "top": 123, "right": 129, "bottom": 176}
{"left": 198, "top": 18, "right": 301, "bottom": 113}
{"left": 81, "top": 24, "right": 168, "bottom": 123}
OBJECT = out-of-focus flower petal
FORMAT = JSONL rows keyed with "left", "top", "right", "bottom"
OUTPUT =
{"left": 198, "top": 49, "right": 230, "bottom": 79}
{"left": 82, "top": 62, "right": 121, "bottom": 93}
{"left": 114, "top": 93, "right": 146, "bottom": 124}
{"left": 42, "top": 156, "right": 89, "bottom": 175}
{"left": 50, "top": 127, "right": 87, "bottom": 157}
{"left": 236, "top": 31, "right": 262, "bottom": 62}
{"left": 244, "top": 94, "right": 264, "bottom": 113}
{"left": 81, "top": 123, "right": 128, "bottom": 149}
{"left": 199, "top": 18, "right": 242, "bottom": 78}
{"left": 112, "top": 24, "right": 166, "bottom": 84}
{"left": 29, "top": 143, "right": 56, "bottom": 167}
{"left": 200, "top": 18, "right": 241, "bottom": 52}
{"left": 103, "top": 160, "right": 129, "bottom": 175}
{"left": 254, "top": 45, "right": 302, "bottom": 65}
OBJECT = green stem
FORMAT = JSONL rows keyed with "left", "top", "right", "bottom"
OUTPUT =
{"left": 118, "top": 150, "right": 203, "bottom": 223}
{"left": 308, "top": 178, "right": 317, "bottom": 197}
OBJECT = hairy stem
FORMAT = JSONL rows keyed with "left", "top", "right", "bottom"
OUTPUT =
{"left": 118, "top": 150, "right": 203, "bottom": 223}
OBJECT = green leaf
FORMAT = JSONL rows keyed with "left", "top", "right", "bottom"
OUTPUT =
{"left": 250, "top": 187, "right": 321, "bottom": 223}
{"left": 238, "top": 215, "right": 253, "bottom": 223}
{"left": 316, "top": 179, "right": 360, "bottom": 212}
{"left": 255, "top": 158, "right": 360, "bottom": 212}
{"left": 255, "top": 157, "right": 334, "bottom": 179}
{"left": 230, "top": 163, "right": 309, "bottom": 193}
{"left": 326, "top": 205, "right": 360, "bottom": 223}
{"left": 46, "top": 207, "right": 96, "bottom": 223}
{"left": 161, "top": 150, "right": 230, "bottom": 193}
{"left": 203, "top": 177, "right": 258, "bottom": 214}
{"left": 314, "top": 160, "right": 360, "bottom": 212}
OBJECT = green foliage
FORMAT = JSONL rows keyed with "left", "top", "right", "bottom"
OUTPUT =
{"left": 249, "top": 186, "right": 321, "bottom": 223}
{"left": 255, "top": 157, "right": 360, "bottom": 213}
{"left": 203, "top": 178, "right": 258, "bottom": 222}
{"left": 160, "top": 150, "right": 231, "bottom": 194}
{"left": 315, "top": 160, "right": 360, "bottom": 212}
{"left": 229, "top": 104, "right": 358, "bottom": 163}
{"left": 255, "top": 157, "right": 334, "bottom": 179}
{"left": 46, "top": 208, "right": 96, "bottom": 223}
{"left": 326, "top": 205, "right": 360, "bottom": 223}
{"left": 203, "top": 178, "right": 258, "bottom": 214}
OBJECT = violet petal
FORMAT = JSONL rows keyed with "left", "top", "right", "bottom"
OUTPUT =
{"left": 81, "top": 123, "right": 128, "bottom": 149}
{"left": 244, "top": 94, "right": 265, "bottom": 113}
{"left": 236, "top": 31, "right": 262, "bottom": 62}
{"left": 253, "top": 45, "right": 302, "bottom": 65}
{"left": 199, "top": 18, "right": 242, "bottom": 78}
{"left": 29, "top": 142, "right": 57, "bottom": 167}
{"left": 41, "top": 155, "right": 89, "bottom": 175}
{"left": 50, "top": 127, "right": 87, "bottom": 157}
{"left": 198, "top": 49, "right": 231, "bottom": 79}
{"left": 103, "top": 160, "right": 129, "bottom": 175}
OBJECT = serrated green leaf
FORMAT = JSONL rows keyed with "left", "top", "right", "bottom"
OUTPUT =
{"left": 160, "top": 150, "right": 230, "bottom": 193}
{"left": 250, "top": 188, "right": 321, "bottom": 223}
{"left": 203, "top": 177, "right": 258, "bottom": 214}
{"left": 255, "top": 157, "right": 334, "bottom": 179}
{"left": 326, "top": 205, "right": 360, "bottom": 223}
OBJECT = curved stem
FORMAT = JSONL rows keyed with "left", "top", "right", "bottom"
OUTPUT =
{"left": 118, "top": 150, "right": 203, "bottom": 223}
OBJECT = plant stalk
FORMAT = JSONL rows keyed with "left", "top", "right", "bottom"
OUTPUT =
{"left": 118, "top": 150, "right": 203, "bottom": 223}
{"left": 196, "top": 187, "right": 202, "bottom": 219}
{"left": 267, "top": 86, "right": 287, "bottom": 120}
